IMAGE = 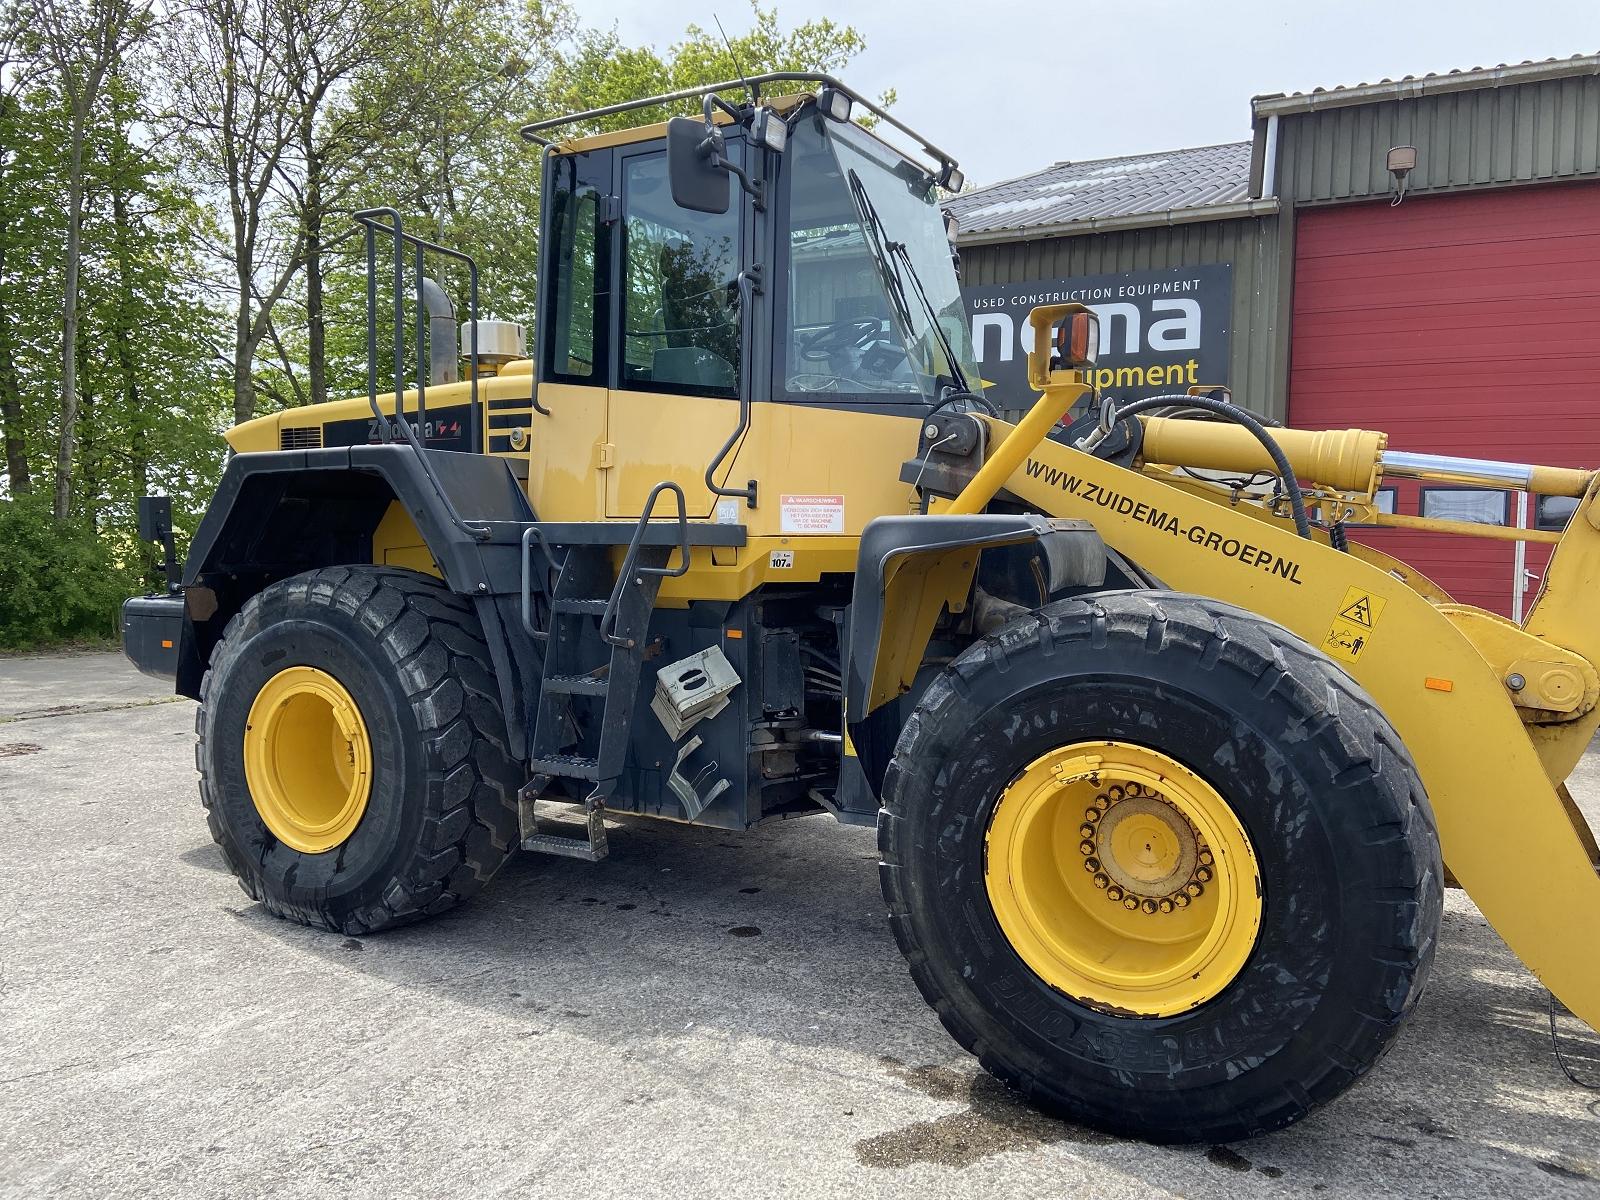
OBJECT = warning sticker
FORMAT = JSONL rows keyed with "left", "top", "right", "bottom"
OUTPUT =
{"left": 769, "top": 549, "right": 795, "bottom": 569}
{"left": 1321, "top": 586, "right": 1388, "bottom": 665}
{"left": 780, "top": 493, "right": 844, "bottom": 534}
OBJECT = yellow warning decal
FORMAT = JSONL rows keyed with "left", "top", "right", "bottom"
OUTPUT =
{"left": 1322, "top": 586, "right": 1388, "bottom": 665}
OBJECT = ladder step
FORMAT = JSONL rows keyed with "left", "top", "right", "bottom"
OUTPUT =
{"left": 553, "top": 597, "right": 609, "bottom": 615}
{"left": 528, "top": 753, "right": 600, "bottom": 781}
{"left": 521, "top": 832, "right": 607, "bottom": 862}
{"left": 546, "top": 673, "right": 608, "bottom": 696}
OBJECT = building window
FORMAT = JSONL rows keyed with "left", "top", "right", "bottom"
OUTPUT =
{"left": 1536, "top": 494, "right": 1580, "bottom": 532}
{"left": 1420, "top": 487, "right": 1509, "bottom": 526}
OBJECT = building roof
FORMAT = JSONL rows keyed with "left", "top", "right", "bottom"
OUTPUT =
{"left": 945, "top": 142, "right": 1272, "bottom": 245}
{"left": 1251, "top": 52, "right": 1600, "bottom": 117}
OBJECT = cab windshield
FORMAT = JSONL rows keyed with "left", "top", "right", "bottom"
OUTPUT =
{"left": 784, "top": 115, "right": 977, "bottom": 404}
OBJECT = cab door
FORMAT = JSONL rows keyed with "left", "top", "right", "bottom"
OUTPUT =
{"left": 605, "top": 141, "right": 751, "bottom": 520}
{"left": 530, "top": 144, "right": 612, "bottom": 523}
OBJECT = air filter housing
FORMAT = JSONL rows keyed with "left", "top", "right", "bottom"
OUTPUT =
{"left": 460, "top": 320, "right": 526, "bottom": 371}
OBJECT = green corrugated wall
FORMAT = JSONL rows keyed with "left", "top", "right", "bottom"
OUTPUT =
{"left": 1275, "top": 72, "right": 1600, "bottom": 204}
{"left": 959, "top": 217, "right": 1287, "bottom": 421}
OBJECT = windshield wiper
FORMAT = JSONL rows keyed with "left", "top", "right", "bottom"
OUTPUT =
{"left": 846, "top": 168, "right": 972, "bottom": 398}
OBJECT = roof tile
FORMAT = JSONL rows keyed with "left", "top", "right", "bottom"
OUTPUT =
{"left": 944, "top": 142, "right": 1251, "bottom": 236}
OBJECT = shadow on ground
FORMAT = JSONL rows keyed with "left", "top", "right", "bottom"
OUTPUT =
{"left": 216, "top": 812, "right": 1600, "bottom": 1189}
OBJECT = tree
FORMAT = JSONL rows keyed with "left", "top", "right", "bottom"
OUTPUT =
{"left": 0, "top": 2, "right": 39, "bottom": 494}
{"left": 546, "top": 3, "right": 871, "bottom": 132}
{"left": 168, "top": 0, "right": 306, "bottom": 427}
{"left": 29, "top": 0, "right": 150, "bottom": 519}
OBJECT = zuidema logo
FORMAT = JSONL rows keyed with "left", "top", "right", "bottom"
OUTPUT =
{"left": 1022, "top": 459, "right": 1304, "bottom": 584}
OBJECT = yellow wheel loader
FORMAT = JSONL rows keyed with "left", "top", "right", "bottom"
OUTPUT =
{"left": 121, "top": 75, "right": 1600, "bottom": 1143}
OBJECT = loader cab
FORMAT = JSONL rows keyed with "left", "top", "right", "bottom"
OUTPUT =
{"left": 529, "top": 88, "right": 978, "bottom": 526}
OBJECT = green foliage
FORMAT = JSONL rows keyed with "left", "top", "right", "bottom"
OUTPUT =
{"left": 0, "top": 494, "right": 137, "bottom": 648}
{"left": 0, "top": 0, "right": 877, "bottom": 646}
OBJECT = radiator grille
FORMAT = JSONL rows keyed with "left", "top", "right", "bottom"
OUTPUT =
{"left": 279, "top": 426, "right": 323, "bottom": 450}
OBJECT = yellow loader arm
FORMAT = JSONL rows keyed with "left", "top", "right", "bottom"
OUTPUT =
{"left": 950, "top": 305, "right": 1600, "bottom": 1032}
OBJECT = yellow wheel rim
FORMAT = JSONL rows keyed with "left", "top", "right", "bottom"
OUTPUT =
{"left": 984, "top": 740, "right": 1263, "bottom": 1017}
{"left": 243, "top": 666, "right": 373, "bottom": 855}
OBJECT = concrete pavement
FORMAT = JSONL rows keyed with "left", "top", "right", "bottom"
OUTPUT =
{"left": 1, "top": 651, "right": 1597, "bottom": 1198}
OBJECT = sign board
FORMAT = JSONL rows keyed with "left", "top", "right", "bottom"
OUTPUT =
{"left": 962, "top": 264, "right": 1233, "bottom": 413}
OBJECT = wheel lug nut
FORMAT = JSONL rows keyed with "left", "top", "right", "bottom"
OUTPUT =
{"left": 1122, "top": 895, "right": 1140, "bottom": 911}
{"left": 1195, "top": 866, "right": 1213, "bottom": 883}
{"left": 1107, "top": 786, "right": 1124, "bottom": 802}
{"left": 1079, "top": 823, "right": 1096, "bottom": 840}
{"left": 1084, "top": 807, "right": 1103, "bottom": 824}
{"left": 1140, "top": 899, "right": 1158, "bottom": 915}
{"left": 1106, "top": 885, "right": 1123, "bottom": 902}
{"left": 1198, "top": 850, "right": 1214, "bottom": 867}
{"left": 1125, "top": 782, "right": 1142, "bottom": 797}
{"left": 1092, "top": 795, "right": 1111, "bottom": 812}
{"left": 1173, "top": 892, "right": 1191, "bottom": 908}
{"left": 1159, "top": 899, "right": 1174, "bottom": 913}
{"left": 1084, "top": 857, "right": 1100, "bottom": 873}
{"left": 1093, "top": 873, "right": 1110, "bottom": 890}
{"left": 1078, "top": 840, "right": 1096, "bottom": 857}
{"left": 1185, "top": 881, "right": 1204, "bottom": 898}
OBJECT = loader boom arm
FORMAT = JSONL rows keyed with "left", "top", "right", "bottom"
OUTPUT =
{"left": 954, "top": 304, "right": 1600, "bottom": 1032}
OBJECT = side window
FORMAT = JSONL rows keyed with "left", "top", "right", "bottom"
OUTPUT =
{"left": 542, "top": 152, "right": 608, "bottom": 384}
{"left": 619, "top": 150, "right": 742, "bottom": 396}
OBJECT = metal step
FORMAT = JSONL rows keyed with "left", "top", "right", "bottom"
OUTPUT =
{"left": 521, "top": 831, "right": 608, "bottom": 861}
{"left": 528, "top": 753, "right": 600, "bottom": 781}
{"left": 552, "top": 597, "right": 609, "bottom": 615}
{"left": 545, "top": 673, "right": 609, "bottom": 696}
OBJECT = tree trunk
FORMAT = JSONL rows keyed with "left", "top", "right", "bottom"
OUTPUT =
{"left": 0, "top": 241, "right": 28, "bottom": 494}
{"left": 54, "top": 119, "right": 86, "bottom": 521}
{"left": 233, "top": 273, "right": 257, "bottom": 427}
{"left": 304, "top": 144, "right": 326, "bottom": 407}
{"left": 110, "top": 121, "right": 145, "bottom": 505}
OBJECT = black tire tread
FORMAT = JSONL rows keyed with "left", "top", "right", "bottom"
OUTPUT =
{"left": 196, "top": 565, "right": 520, "bottom": 935}
{"left": 878, "top": 590, "right": 1443, "bottom": 1143}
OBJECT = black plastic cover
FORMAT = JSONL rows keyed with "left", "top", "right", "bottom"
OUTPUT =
{"left": 121, "top": 594, "right": 185, "bottom": 682}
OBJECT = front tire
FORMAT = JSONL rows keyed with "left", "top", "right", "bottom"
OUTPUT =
{"left": 197, "top": 566, "right": 521, "bottom": 934}
{"left": 879, "top": 591, "right": 1442, "bottom": 1143}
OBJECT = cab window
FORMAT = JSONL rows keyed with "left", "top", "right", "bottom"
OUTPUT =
{"left": 542, "top": 150, "right": 609, "bottom": 385}
{"left": 618, "top": 149, "right": 743, "bottom": 397}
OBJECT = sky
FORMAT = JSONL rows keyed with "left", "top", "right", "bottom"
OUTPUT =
{"left": 578, "top": 0, "right": 1599, "bottom": 187}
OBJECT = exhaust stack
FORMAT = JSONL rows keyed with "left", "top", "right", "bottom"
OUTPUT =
{"left": 419, "top": 277, "right": 458, "bottom": 387}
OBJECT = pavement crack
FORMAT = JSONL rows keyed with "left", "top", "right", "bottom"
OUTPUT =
{"left": 0, "top": 1059, "right": 95, "bottom": 1086}
{"left": 0, "top": 696, "right": 188, "bottom": 725}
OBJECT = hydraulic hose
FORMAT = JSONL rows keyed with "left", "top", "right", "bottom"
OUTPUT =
{"left": 1083, "top": 394, "right": 1314, "bottom": 540}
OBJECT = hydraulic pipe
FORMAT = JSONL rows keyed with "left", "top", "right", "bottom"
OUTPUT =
{"left": 1140, "top": 417, "right": 1596, "bottom": 499}
{"left": 1139, "top": 417, "right": 1386, "bottom": 494}
{"left": 1377, "top": 451, "right": 1591, "bottom": 498}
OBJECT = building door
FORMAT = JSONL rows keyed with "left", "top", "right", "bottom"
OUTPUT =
{"left": 1286, "top": 181, "right": 1600, "bottom": 617}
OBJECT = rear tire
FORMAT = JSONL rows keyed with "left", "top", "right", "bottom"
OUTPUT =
{"left": 879, "top": 591, "right": 1442, "bottom": 1143}
{"left": 197, "top": 566, "right": 521, "bottom": 934}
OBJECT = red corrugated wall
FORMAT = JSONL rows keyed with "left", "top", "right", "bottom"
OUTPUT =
{"left": 1287, "top": 182, "right": 1600, "bottom": 617}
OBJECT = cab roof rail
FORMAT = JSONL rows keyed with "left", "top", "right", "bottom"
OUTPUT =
{"left": 518, "top": 71, "right": 959, "bottom": 182}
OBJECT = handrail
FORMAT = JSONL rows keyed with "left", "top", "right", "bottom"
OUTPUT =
{"left": 518, "top": 72, "right": 959, "bottom": 183}
{"left": 352, "top": 207, "right": 491, "bottom": 542}
{"left": 601, "top": 482, "right": 691, "bottom": 648}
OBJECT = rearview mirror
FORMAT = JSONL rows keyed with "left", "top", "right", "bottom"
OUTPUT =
{"left": 137, "top": 494, "right": 172, "bottom": 545}
{"left": 667, "top": 116, "right": 731, "bottom": 215}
